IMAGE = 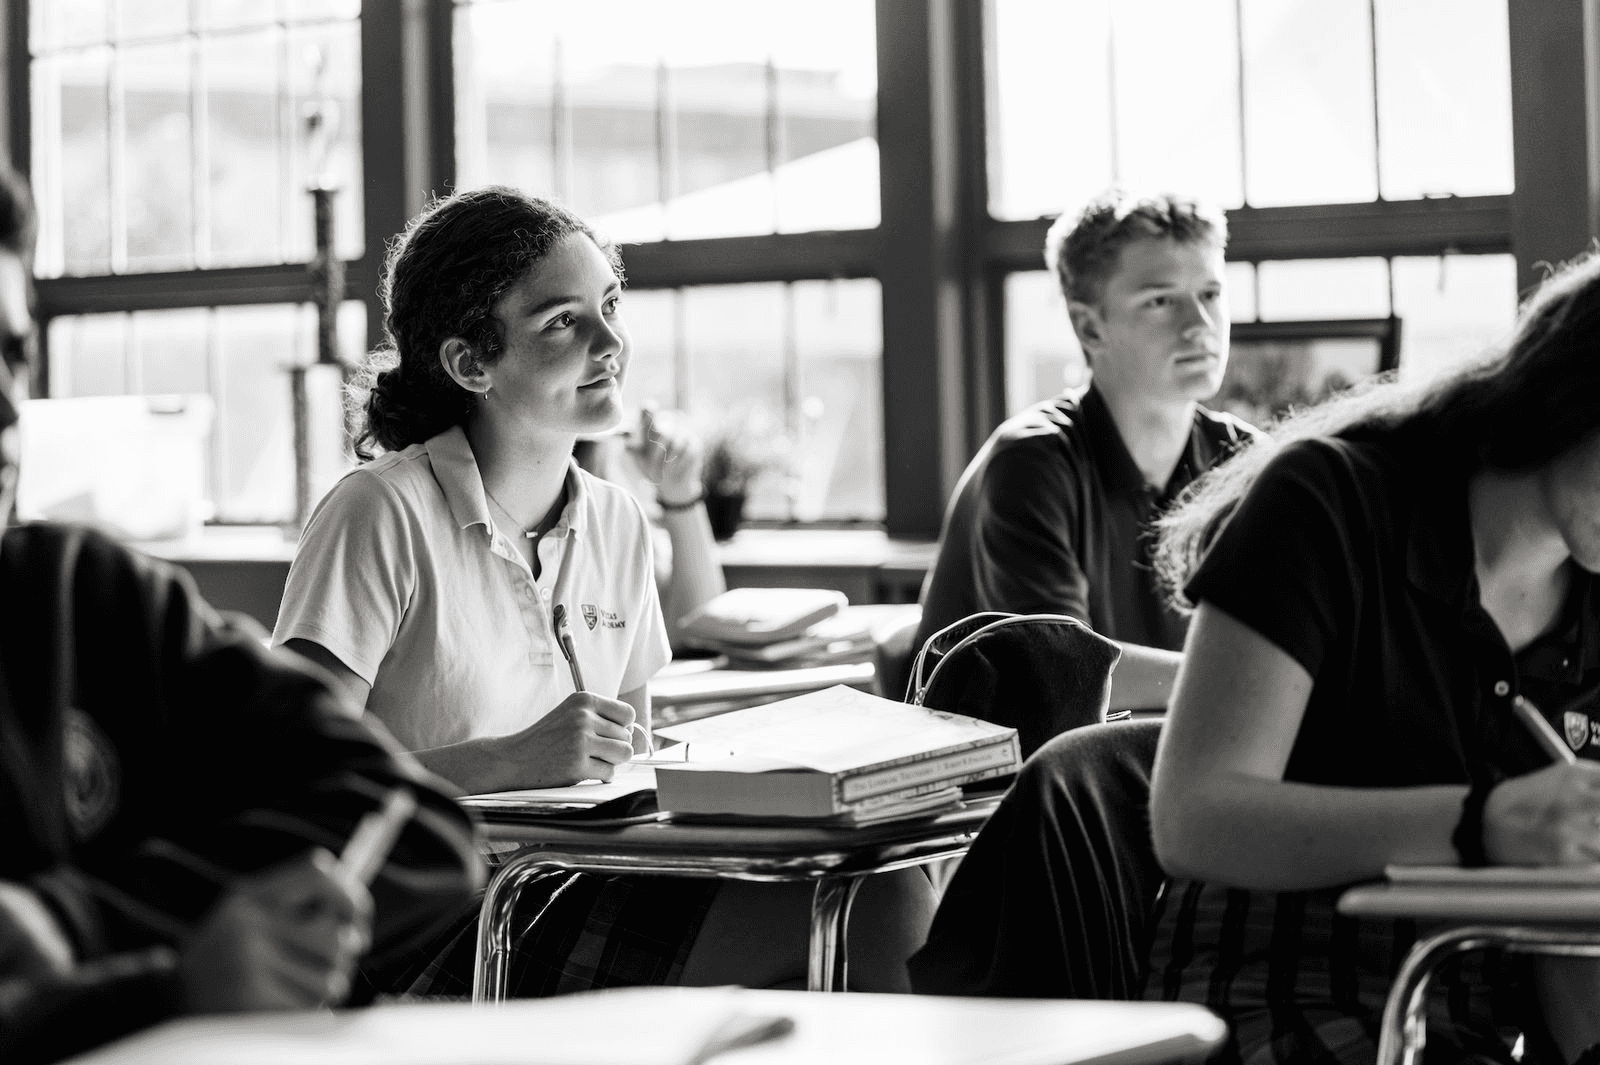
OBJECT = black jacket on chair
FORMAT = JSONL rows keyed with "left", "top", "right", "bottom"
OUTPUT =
{"left": 909, "top": 611, "right": 1122, "bottom": 759}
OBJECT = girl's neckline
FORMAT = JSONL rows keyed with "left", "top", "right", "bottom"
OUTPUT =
{"left": 485, "top": 482, "right": 567, "bottom": 542}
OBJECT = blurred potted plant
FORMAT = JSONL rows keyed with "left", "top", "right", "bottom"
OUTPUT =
{"left": 701, "top": 410, "right": 790, "bottom": 541}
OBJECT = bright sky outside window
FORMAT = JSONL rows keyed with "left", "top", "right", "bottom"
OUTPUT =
{"left": 29, "top": 0, "right": 364, "bottom": 278}
{"left": 988, "top": 0, "right": 1513, "bottom": 220}
{"left": 453, "top": 0, "right": 878, "bottom": 242}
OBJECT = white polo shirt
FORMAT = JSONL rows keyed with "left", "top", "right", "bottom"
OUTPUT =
{"left": 272, "top": 426, "right": 672, "bottom": 752}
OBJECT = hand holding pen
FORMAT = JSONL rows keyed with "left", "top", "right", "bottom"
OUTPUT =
{"left": 552, "top": 603, "right": 587, "bottom": 693}
{"left": 554, "top": 603, "right": 652, "bottom": 757}
{"left": 1478, "top": 693, "right": 1600, "bottom": 866}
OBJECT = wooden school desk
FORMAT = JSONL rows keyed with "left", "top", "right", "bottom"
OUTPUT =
{"left": 1339, "top": 875, "right": 1600, "bottom": 1065}
{"left": 464, "top": 795, "right": 1002, "bottom": 1000}
{"left": 62, "top": 985, "right": 1228, "bottom": 1065}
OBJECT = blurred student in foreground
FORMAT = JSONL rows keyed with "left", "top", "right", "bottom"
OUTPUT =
{"left": 0, "top": 166, "right": 481, "bottom": 1064}
{"left": 915, "top": 189, "right": 1257, "bottom": 712}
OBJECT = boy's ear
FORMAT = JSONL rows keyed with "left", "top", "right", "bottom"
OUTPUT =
{"left": 1067, "top": 301, "right": 1106, "bottom": 362}
{"left": 439, "top": 337, "right": 489, "bottom": 396}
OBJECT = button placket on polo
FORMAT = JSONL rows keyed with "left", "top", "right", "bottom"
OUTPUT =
{"left": 534, "top": 527, "right": 571, "bottom": 620}
{"left": 486, "top": 525, "right": 552, "bottom": 659}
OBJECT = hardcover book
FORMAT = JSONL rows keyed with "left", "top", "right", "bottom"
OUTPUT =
{"left": 652, "top": 685, "right": 1020, "bottom": 819}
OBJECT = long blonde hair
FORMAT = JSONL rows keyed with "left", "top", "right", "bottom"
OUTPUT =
{"left": 1154, "top": 249, "right": 1600, "bottom": 608}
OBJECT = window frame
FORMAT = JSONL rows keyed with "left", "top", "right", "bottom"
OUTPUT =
{"left": 4, "top": 0, "right": 1591, "bottom": 537}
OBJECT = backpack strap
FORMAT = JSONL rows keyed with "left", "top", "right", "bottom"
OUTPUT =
{"left": 908, "top": 611, "right": 1014, "bottom": 705}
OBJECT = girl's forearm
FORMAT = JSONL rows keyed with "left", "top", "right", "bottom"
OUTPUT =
{"left": 411, "top": 736, "right": 506, "bottom": 795}
{"left": 1152, "top": 774, "right": 1468, "bottom": 891}
{"left": 659, "top": 506, "right": 726, "bottom": 649}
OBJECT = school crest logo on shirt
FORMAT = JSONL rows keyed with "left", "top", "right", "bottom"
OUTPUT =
{"left": 581, "top": 604, "right": 626, "bottom": 630}
{"left": 62, "top": 706, "right": 120, "bottom": 841}
{"left": 1564, "top": 711, "right": 1591, "bottom": 753}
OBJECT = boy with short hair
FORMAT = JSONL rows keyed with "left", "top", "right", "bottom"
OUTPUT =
{"left": 916, "top": 189, "right": 1257, "bottom": 711}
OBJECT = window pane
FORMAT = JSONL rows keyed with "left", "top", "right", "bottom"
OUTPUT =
{"left": 214, "top": 305, "right": 301, "bottom": 522}
{"left": 200, "top": 0, "right": 283, "bottom": 32}
{"left": 774, "top": 4, "right": 877, "bottom": 234}
{"left": 47, "top": 313, "right": 128, "bottom": 396}
{"left": 1256, "top": 258, "right": 1391, "bottom": 320}
{"left": 46, "top": 301, "right": 365, "bottom": 525}
{"left": 989, "top": 1, "right": 1113, "bottom": 221}
{"left": 618, "top": 288, "right": 680, "bottom": 411}
{"left": 1227, "top": 261, "right": 1257, "bottom": 322}
{"left": 120, "top": 0, "right": 190, "bottom": 40}
{"left": 1003, "top": 271, "right": 1085, "bottom": 416}
{"left": 989, "top": 0, "right": 1241, "bottom": 219}
{"left": 1214, "top": 336, "right": 1383, "bottom": 426}
{"left": 31, "top": 6, "right": 362, "bottom": 276}
{"left": 454, "top": 0, "right": 878, "bottom": 240}
{"left": 287, "top": 0, "right": 362, "bottom": 20}
{"left": 285, "top": 20, "right": 364, "bottom": 261}
{"left": 1374, "top": 0, "right": 1512, "bottom": 199}
{"left": 989, "top": 0, "right": 1519, "bottom": 216}
{"left": 123, "top": 40, "right": 197, "bottom": 271}
{"left": 794, "top": 279, "right": 882, "bottom": 521}
{"left": 134, "top": 308, "right": 210, "bottom": 394}
{"left": 682, "top": 283, "right": 789, "bottom": 518}
{"left": 1391, "top": 253, "right": 1517, "bottom": 381}
{"left": 1112, "top": 0, "right": 1242, "bottom": 207}
{"left": 453, "top": 3, "right": 560, "bottom": 225}
{"left": 620, "top": 281, "right": 884, "bottom": 522}
{"left": 33, "top": 50, "right": 114, "bottom": 277}
{"left": 1240, "top": 0, "right": 1376, "bottom": 205}
{"left": 31, "top": 0, "right": 110, "bottom": 51}
{"left": 205, "top": 28, "right": 286, "bottom": 266}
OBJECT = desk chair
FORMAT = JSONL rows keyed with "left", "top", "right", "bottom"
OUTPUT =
{"left": 909, "top": 719, "right": 1164, "bottom": 999}
{"left": 873, "top": 607, "right": 922, "bottom": 701}
{"left": 1338, "top": 885, "right": 1600, "bottom": 1065}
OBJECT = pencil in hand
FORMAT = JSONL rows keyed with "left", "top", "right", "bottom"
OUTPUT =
{"left": 1511, "top": 694, "right": 1579, "bottom": 766}
{"left": 552, "top": 603, "right": 587, "bottom": 692}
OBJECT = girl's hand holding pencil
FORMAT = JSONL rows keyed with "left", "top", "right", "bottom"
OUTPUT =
{"left": 1479, "top": 696, "right": 1600, "bottom": 868}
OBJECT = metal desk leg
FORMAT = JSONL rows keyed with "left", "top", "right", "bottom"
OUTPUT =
{"left": 1377, "top": 926, "right": 1600, "bottom": 1065}
{"left": 472, "top": 852, "right": 550, "bottom": 1005}
{"left": 1376, "top": 927, "right": 1526, "bottom": 1065}
{"left": 807, "top": 876, "right": 863, "bottom": 992}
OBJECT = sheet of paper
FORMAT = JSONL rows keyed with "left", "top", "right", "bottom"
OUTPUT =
{"left": 654, "top": 685, "right": 1013, "bottom": 774}
{"left": 463, "top": 763, "right": 657, "bottom": 808}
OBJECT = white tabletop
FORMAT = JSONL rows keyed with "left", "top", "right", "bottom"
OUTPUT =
{"left": 63, "top": 986, "right": 1226, "bottom": 1065}
{"left": 1339, "top": 880, "right": 1600, "bottom": 923}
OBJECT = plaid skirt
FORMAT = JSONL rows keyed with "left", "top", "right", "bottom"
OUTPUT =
{"left": 368, "top": 870, "right": 721, "bottom": 1000}
{"left": 1144, "top": 880, "right": 1545, "bottom": 1065}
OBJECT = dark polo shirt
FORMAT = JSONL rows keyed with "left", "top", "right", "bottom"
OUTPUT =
{"left": 1188, "top": 431, "right": 1600, "bottom": 783}
{"left": 1139, "top": 432, "right": 1600, "bottom": 1060}
{"left": 915, "top": 385, "right": 1256, "bottom": 654}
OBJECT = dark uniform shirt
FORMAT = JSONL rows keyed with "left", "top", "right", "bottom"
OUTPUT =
{"left": 915, "top": 384, "right": 1257, "bottom": 655}
{"left": 0, "top": 523, "right": 481, "bottom": 1065}
{"left": 1144, "top": 432, "right": 1600, "bottom": 1065}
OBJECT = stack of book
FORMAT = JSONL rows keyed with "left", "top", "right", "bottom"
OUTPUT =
{"left": 651, "top": 684, "right": 1020, "bottom": 825}
{"left": 677, "top": 588, "right": 878, "bottom": 668}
